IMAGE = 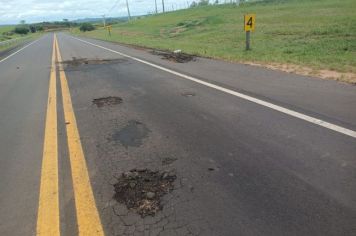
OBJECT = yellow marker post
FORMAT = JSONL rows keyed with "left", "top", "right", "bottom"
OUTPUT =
{"left": 107, "top": 26, "right": 112, "bottom": 36}
{"left": 244, "top": 14, "right": 256, "bottom": 50}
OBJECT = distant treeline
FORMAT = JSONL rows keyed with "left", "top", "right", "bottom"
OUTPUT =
{"left": 6, "top": 18, "right": 131, "bottom": 35}
{"left": 4, "top": 21, "right": 79, "bottom": 36}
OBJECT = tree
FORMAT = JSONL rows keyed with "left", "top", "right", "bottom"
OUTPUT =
{"left": 79, "top": 23, "right": 95, "bottom": 32}
{"left": 29, "top": 25, "right": 36, "bottom": 33}
{"left": 14, "top": 27, "right": 29, "bottom": 34}
{"left": 190, "top": 1, "right": 197, "bottom": 8}
{"left": 63, "top": 19, "right": 70, "bottom": 27}
{"left": 198, "top": 0, "right": 209, "bottom": 6}
{"left": 36, "top": 25, "right": 44, "bottom": 31}
{"left": 20, "top": 20, "right": 26, "bottom": 25}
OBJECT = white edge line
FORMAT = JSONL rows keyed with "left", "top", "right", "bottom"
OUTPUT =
{"left": 0, "top": 37, "right": 41, "bottom": 63}
{"left": 70, "top": 35, "right": 356, "bottom": 139}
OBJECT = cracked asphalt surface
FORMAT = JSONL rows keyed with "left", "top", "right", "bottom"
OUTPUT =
{"left": 0, "top": 33, "right": 356, "bottom": 235}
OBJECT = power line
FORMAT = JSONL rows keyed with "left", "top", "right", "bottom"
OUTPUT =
{"left": 109, "top": 0, "right": 130, "bottom": 21}
{"left": 108, "top": 0, "right": 121, "bottom": 14}
{"left": 102, "top": 14, "right": 106, "bottom": 27}
{"left": 126, "top": 0, "right": 131, "bottom": 20}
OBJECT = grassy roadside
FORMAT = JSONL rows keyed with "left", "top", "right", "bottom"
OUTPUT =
{"left": 0, "top": 25, "right": 34, "bottom": 41}
{"left": 0, "top": 32, "right": 42, "bottom": 53}
{"left": 0, "top": 25, "right": 16, "bottom": 41}
{"left": 72, "top": 0, "right": 356, "bottom": 84}
{"left": 0, "top": 24, "right": 44, "bottom": 53}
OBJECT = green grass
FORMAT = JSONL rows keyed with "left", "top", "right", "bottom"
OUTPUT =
{"left": 0, "top": 25, "right": 43, "bottom": 52}
{"left": 0, "top": 25, "right": 16, "bottom": 41}
{"left": 73, "top": 0, "right": 356, "bottom": 74}
{"left": 0, "top": 25, "right": 42, "bottom": 41}
{"left": 0, "top": 30, "right": 42, "bottom": 52}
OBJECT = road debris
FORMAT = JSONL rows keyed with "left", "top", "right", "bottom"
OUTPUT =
{"left": 92, "top": 96, "right": 122, "bottom": 108}
{"left": 113, "top": 169, "right": 176, "bottom": 217}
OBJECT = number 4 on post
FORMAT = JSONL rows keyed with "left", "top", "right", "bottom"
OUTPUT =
{"left": 244, "top": 14, "right": 256, "bottom": 32}
{"left": 244, "top": 14, "right": 256, "bottom": 50}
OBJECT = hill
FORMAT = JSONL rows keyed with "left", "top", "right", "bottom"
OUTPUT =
{"left": 75, "top": 0, "right": 356, "bottom": 83}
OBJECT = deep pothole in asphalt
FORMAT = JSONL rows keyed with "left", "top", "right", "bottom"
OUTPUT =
{"left": 92, "top": 96, "right": 122, "bottom": 108}
{"left": 113, "top": 169, "right": 176, "bottom": 217}
{"left": 151, "top": 50, "right": 196, "bottom": 63}
{"left": 110, "top": 120, "right": 150, "bottom": 148}
{"left": 61, "top": 57, "right": 128, "bottom": 67}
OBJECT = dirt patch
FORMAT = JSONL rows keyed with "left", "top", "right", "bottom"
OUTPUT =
{"left": 61, "top": 57, "right": 127, "bottom": 67}
{"left": 119, "top": 31, "right": 144, "bottom": 37}
{"left": 246, "top": 62, "right": 356, "bottom": 85}
{"left": 169, "top": 27, "right": 187, "bottom": 37}
{"left": 93, "top": 96, "right": 122, "bottom": 108}
{"left": 111, "top": 120, "right": 150, "bottom": 148}
{"left": 318, "top": 70, "right": 356, "bottom": 85}
{"left": 151, "top": 50, "right": 195, "bottom": 63}
{"left": 113, "top": 169, "right": 176, "bottom": 217}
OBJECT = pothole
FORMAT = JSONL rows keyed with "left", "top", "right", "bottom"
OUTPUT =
{"left": 110, "top": 120, "right": 150, "bottom": 148}
{"left": 181, "top": 92, "right": 196, "bottom": 97}
{"left": 93, "top": 96, "right": 122, "bottom": 108}
{"left": 208, "top": 167, "right": 220, "bottom": 172}
{"left": 151, "top": 50, "right": 195, "bottom": 63}
{"left": 113, "top": 169, "right": 176, "bottom": 217}
{"left": 61, "top": 57, "right": 128, "bottom": 67}
{"left": 162, "top": 157, "right": 177, "bottom": 165}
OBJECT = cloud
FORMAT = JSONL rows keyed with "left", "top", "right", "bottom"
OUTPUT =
{"left": 0, "top": 0, "right": 196, "bottom": 24}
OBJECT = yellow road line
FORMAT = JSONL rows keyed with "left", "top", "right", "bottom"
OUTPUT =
{"left": 36, "top": 34, "right": 60, "bottom": 236}
{"left": 55, "top": 35, "right": 105, "bottom": 236}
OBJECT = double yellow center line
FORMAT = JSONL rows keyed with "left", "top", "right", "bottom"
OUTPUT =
{"left": 37, "top": 33, "right": 59, "bottom": 236}
{"left": 37, "top": 34, "right": 104, "bottom": 236}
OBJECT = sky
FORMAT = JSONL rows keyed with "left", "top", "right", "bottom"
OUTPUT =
{"left": 0, "top": 0, "right": 203, "bottom": 25}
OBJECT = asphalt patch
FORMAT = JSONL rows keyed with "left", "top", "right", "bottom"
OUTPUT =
{"left": 61, "top": 57, "right": 127, "bottom": 67}
{"left": 113, "top": 169, "right": 176, "bottom": 217}
{"left": 111, "top": 120, "right": 150, "bottom": 148}
{"left": 151, "top": 50, "right": 195, "bottom": 63}
{"left": 93, "top": 96, "right": 122, "bottom": 108}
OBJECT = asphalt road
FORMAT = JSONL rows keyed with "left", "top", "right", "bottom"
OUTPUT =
{"left": 0, "top": 33, "right": 355, "bottom": 236}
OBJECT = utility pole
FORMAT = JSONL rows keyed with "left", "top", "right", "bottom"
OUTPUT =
{"left": 162, "top": 0, "right": 165, "bottom": 13}
{"left": 102, "top": 15, "right": 106, "bottom": 27}
{"left": 126, "top": 0, "right": 131, "bottom": 21}
{"left": 155, "top": 0, "right": 158, "bottom": 14}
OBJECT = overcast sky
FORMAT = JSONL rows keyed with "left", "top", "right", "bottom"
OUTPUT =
{"left": 0, "top": 0, "right": 205, "bottom": 24}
